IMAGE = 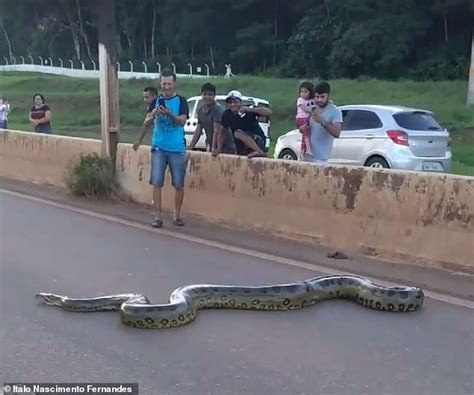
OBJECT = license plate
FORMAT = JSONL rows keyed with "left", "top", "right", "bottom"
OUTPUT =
{"left": 422, "top": 161, "right": 444, "bottom": 172}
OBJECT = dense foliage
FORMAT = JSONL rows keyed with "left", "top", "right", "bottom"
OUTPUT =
{"left": 0, "top": 0, "right": 472, "bottom": 80}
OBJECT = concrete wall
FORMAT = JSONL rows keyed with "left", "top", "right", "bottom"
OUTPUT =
{"left": 0, "top": 130, "right": 101, "bottom": 186}
{"left": 1, "top": 130, "right": 473, "bottom": 269}
{"left": 118, "top": 143, "right": 474, "bottom": 269}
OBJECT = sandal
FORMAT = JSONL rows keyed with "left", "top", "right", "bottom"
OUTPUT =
{"left": 173, "top": 217, "right": 185, "bottom": 227}
{"left": 151, "top": 218, "right": 163, "bottom": 228}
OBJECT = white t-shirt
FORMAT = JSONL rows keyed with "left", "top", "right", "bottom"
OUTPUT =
{"left": 0, "top": 103, "right": 9, "bottom": 122}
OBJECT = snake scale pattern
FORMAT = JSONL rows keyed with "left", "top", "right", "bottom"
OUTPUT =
{"left": 35, "top": 275, "right": 424, "bottom": 329}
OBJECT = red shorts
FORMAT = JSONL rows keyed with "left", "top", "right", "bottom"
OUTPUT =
{"left": 296, "top": 117, "right": 309, "bottom": 128}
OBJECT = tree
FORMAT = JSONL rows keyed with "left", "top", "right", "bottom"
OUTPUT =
{"left": 468, "top": 30, "right": 474, "bottom": 106}
{"left": 0, "top": 0, "right": 472, "bottom": 80}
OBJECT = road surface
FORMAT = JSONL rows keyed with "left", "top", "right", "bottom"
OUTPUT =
{"left": 0, "top": 191, "right": 473, "bottom": 395}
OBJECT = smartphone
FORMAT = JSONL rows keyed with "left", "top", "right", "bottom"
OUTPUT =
{"left": 158, "top": 97, "right": 166, "bottom": 108}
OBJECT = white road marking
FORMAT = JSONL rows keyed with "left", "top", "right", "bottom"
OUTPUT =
{"left": 1, "top": 188, "right": 473, "bottom": 310}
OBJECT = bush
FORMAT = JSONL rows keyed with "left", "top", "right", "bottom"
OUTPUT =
{"left": 409, "top": 55, "right": 469, "bottom": 81}
{"left": 65, "top": 153, "right": 117, "bottom": 198}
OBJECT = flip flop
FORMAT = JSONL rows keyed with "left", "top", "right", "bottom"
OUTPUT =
{"left": 173, "top": 217, "right": 185, "bottom": 227}
{"left": 151, "top": 218, "right": 163, "bottom": 228}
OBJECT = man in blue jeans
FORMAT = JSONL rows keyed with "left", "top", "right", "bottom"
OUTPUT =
{"left": 148, "top": 69, "right": 189, "bottom": 228}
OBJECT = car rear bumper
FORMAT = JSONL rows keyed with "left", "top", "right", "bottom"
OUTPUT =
{"left": 389, "top": 151, "right": 452, "bottom": 173}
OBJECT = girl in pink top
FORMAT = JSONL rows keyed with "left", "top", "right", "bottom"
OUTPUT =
{"left": 296, "top": 80, "right": 315, "bottom": 156}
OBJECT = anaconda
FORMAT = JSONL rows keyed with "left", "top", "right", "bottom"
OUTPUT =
{"left": 35, "top": 275, "right": 424, "bottom": 329}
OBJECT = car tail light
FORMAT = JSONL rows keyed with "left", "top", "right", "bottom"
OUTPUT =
{"left": 387, "top": 130, "right": 409, "bottom": 146}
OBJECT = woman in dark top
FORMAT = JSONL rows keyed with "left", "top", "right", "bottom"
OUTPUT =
{"left": 29, "top": 93, "right": 52, "bottom": 134}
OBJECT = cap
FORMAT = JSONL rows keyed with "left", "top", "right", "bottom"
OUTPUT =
{"left": 225, "top": 90, "right": 243, "bottom": 102}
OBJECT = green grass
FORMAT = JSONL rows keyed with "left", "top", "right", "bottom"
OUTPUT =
{"left": 1, "top": 72, "right": 473, "bottom": 175}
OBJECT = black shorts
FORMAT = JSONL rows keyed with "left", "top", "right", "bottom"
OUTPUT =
{"left": 235, "top": 129, "right": 266, "bottom": 152}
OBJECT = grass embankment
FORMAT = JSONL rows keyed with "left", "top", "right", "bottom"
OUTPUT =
{"left": 1, "top": 72, "right": 473, "bottom": 175}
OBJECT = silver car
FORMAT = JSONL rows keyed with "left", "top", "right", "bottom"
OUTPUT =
{"left": 274, "top": 105, "right": 452, "bottom": 173}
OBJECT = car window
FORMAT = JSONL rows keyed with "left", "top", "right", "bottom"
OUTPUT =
{"left": 342, "top": 110, "right": 383, "bottom": 131}
{"left": 187, "top": 99, "right": 197, "bottom": 117}
{"left": 255, "top": 102, "right": 270, "bottom": 123}
{"left": 216, "top": 99, "right": 228, "bottom": 109}
{"left": 393, "top": 112, "right": 443, "bottom": 131}
{"left": 341, "top": 110, "right": 349, "bottom": 129}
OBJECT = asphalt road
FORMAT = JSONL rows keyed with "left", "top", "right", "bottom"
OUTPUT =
{"left": 1, "top": 192, "right": 473, "bottom": 395}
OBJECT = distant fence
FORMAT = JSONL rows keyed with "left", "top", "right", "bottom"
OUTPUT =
{"left": 0, "top": 64, "right": 212, "bottom": 80}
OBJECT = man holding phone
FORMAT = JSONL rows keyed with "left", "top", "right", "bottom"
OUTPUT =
{"left": 147, "top": 69, "right": 189, "bottom": 228}
{"left": 303, "top": 81, "right": 343, "bottom": 164}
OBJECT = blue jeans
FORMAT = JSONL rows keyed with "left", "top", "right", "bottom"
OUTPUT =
{"left": 150, "top": 147, "right": 186, "bottom": 189}
{"left": 35, "top": 124, "right": 52, "bottom": 134}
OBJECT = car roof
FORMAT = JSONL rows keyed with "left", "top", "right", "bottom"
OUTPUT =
{"left": 188, "top": 95, "right": 270, "bottom": 105}
{"left": 339, "top": 104, "right": 433, "bottom": 115}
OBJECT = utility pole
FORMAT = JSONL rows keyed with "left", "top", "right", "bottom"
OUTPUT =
{"left": 94, "top": 0, "right": 119, "bottom": 164}
{"left": 468, "top": 29, "right": 474, "bottom": 106}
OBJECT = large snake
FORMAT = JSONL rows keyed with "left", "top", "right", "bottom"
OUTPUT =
{"left": 35, "top": 275, "right": 424, "bottom": 329}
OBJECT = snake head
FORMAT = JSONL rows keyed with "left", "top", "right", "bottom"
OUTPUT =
{"left": 35, "top": 293, "right": 64, "bottom": 306}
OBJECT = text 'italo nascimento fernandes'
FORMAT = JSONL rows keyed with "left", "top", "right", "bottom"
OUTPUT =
{"left": 2, "top": 383, "right": 138, "bottom": 394}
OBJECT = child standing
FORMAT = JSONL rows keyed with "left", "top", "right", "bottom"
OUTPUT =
{"left": 0, "top": 97, "right": 10, "bottom": 129}
{"left": 296, "top": 81, "right": 314, "bottom": 157}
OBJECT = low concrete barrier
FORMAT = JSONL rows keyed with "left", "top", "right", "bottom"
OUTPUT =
{"left": 0, "top": 130, "right": 101, "bottom": 186}
{"left": 117, "top": 143, "right": 473, "bottom": 269}
{"left": 1, "top": 130, "right": 472, "bottom": 269}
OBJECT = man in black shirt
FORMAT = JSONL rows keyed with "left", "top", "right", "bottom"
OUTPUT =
{"left": 221, "top": 90, "right": 271, "bottom": 158}
{"left": 133, "top": 86, "right": 158, "bottom": 151}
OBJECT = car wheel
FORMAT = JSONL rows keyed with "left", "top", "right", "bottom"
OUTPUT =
{"left": 278, "top": 149, "right": 298, "bottom": 161}
{"left": 365, "top": 156, "right": 390, "bottom": 169}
